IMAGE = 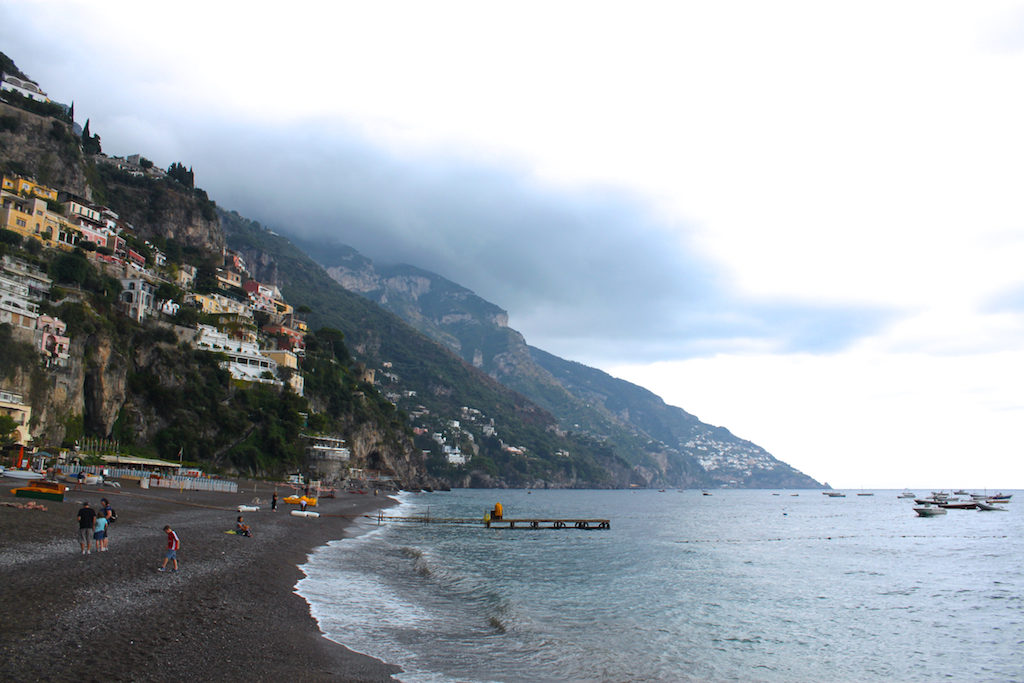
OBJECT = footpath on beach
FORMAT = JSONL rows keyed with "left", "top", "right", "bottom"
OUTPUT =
{"left": 0, "top": 477, "right": 401, "bottom": 682}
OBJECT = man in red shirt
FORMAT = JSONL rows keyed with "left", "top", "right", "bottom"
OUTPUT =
{"left": 158, "top": 525, "right": 180, "bottom": 572}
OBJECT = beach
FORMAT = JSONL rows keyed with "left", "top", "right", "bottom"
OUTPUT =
{"left": 0, "top": 477, "right": 401, "bottom": 682}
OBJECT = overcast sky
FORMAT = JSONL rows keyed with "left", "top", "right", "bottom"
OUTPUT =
{"left": 4, "top": 1, "right": 1024, "bottom": 488}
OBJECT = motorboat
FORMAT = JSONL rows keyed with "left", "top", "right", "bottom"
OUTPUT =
{"left": 898, "top": 491, "right": 916, "bottom": 499}
{"left": 938, "top": 500, "right": 978, "bottom": 510}
{"left": 914, "top": 506, "right": 947, "bottom": 517}
{"left": 824, "top": 491, "right": 846, "bottom": 497}
{"left": 976, "top": 501, "right": 1007, "bottom": 511}
{"left": 987, "top": 493, "right": 1013, "bottom": 503}
{"left": 953, "top": 489, "right": 969, "bottom": 496}
{"left": 3, "top": 469, "right": 44, "bottom": 480}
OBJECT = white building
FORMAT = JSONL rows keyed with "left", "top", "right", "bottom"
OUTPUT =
{"left": 195, "top": 324, "right": 280, "bottom": 386}
{"left": 120, "top": 277, "right": 157, "bottom": 322}
{"left": 305, "top": 434, "right": 351, "bottom": 480}
{"left": 1, "top": 73, "right": 49, "bottom": 103}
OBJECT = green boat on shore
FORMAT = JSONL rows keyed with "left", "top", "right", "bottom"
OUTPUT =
{"left": 12, "top": 480, "right": 67, "bottom": 502}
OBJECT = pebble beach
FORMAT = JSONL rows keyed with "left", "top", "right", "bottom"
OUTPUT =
{"left": 0, "top": 477, "right": 401, "bottom": 682}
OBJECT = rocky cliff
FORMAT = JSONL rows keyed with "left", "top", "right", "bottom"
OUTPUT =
{"left": 0, "top": 102, "right": 90, "bottom": 198}
{"left": 307, "top": 241, "right": 824, "bottom": 489}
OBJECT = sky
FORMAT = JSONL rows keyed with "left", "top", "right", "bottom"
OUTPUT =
{"left": 3, "top": 1, "right": 1024, "bottom": 488}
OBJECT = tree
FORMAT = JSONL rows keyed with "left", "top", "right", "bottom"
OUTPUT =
{"left": 81, "top": 118, "right": 101, "bottom": 155}
{"left": 167, "top": 162, "right": 194, "bottom": 189}
{"left": 50, "top": 251, "right": 93, "bottom": 286}
{"left": 0, "top": 415, "right": 19, "bottom": 445}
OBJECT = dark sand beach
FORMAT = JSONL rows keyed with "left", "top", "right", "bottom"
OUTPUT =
{"left": 0, "top": 477, "right": 401, "bottom": 682}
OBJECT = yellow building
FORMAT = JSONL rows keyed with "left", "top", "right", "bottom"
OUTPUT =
{"left": 186, "top": 292, "right": 253, "bottom": 317}
{"left": 0, "top": 190, "right": 80, "bottom": 250}
{"left": 1, "top": 176, "right": 58, "bottom": 202}
{"left": 0, "top": 389, "right": 33, "bottom": 446}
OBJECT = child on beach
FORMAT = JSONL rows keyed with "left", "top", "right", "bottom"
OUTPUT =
{"left": 158, "top": 525, "right": 180, "bottom": 572}
{"left": 93, "top": 513, "right": 108, "bottom": 552}
{"left": 235, "top": 516, "right": 252, "bottom": 536}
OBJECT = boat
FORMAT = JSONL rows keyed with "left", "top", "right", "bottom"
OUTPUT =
{"left": 283, "top": 495, "right": 318, "bottom": 507}
{"left": 987, "top": 493, "right": 1013, "bottom": 502}
{"left": 938, "top": 500, "right": 978, "bottom": 510}
{"left": 12, "top": 480, "right": 66, "bottom": 502}
{"left": 953, "top": 489, "right": 969, "bottom": 496}
{"left": 914, "top": 506, "right": 947, "bottom": 517}
{"left": 898, "top": 490, "right": 916, "bottom": 498}
{"left": 824, "top": 491, "right": 846, "bottom": 497}
{"left": 3, "top": 469, "right": 44, "bottom": 480}
{"left": 976, "top": 501, "right": 1007, "bottom": 511}
{"left": 856, "top": 492, "right": 874, "bottom": 496}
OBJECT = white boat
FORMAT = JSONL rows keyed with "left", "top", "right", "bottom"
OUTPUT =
{"left": 898, "top": 490, "right": 916, "bottom": 499}
{"left": 914, "top": 506, "right": 947, "bottom": 517}
{"left": 3, "top": 469, "right": 44, "bottom": 480}
{"left": 976, "top": 501, "right": 1007, "bottom": 511}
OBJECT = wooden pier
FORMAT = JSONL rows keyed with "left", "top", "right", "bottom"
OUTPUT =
{"left": 371, "top": 512, "right": 610, "bottom": 530}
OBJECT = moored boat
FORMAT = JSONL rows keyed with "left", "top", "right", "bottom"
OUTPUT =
{"left": 938, "top": 500, "right": 978, "bottom": 510}
{"left": 976, "top": 501, "right": 1007, "bottom": 511}
{"left": 914, "top": 506, "right": 947, "bottom": 517}
{"left": 898, "top": 490, "right": 916, "bottom": 499}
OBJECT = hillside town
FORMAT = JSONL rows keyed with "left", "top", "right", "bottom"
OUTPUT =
{"left": 0, "top": 165, "right": 513, "bottom": 478}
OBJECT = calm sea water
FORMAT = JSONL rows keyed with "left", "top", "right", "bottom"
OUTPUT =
{"left": 296, "top": 489, "right": 1023, "bottom": 682}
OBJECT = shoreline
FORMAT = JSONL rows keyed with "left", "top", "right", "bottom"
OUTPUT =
{"left": 0, "top": 477, "right": 402, "bottom": 682}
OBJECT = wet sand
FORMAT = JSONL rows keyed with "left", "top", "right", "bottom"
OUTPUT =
{"left": 0, "top": 477, "right": 401, "bottom": 682}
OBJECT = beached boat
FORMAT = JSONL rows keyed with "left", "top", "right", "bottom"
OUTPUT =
{"left": 3, "top": 469, "right": 44, "bottom": 480}
{"left": 914, "top": 506, "right": 947, "bottom": 517}
{"left": 13, "top": 480, "right": 66, "bottom": 502}
{"left": 283, "top": 495, "right": 318, "bottom": 507}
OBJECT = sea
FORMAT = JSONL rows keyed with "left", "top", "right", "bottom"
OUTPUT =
{"left": 296, "top": 489, "right": 1024, "bottom": 682}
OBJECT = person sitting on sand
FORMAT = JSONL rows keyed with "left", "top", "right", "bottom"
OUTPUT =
{"left": 235, "top": 516, "right": 252, "bottom": 537}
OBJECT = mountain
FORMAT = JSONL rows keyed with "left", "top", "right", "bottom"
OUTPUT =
{"left": 1, "top": 51, "right": 820, "bottom": 488}
{"left": 304, "top": 241, "right": 823, "bottom": 488}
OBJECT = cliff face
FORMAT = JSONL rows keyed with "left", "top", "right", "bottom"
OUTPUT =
{"left": 310, "top": 241, "right": 825, "bottom": 489}
{"left": 0, "top": 103, "right": 90, "bottom": 197}
{"left": 96, "top": 169, "right": 224, "bottom": 253}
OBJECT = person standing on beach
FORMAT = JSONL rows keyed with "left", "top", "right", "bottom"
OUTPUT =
{"left": 271, "top": 491, "right": 277, "bottom": 512}
{"left": 75, "top": 470, "right": 85, "bottom": 490}
{"left": 99, "top": 498, "right": 113, "bottom": 548}
{"left": 159, "top": 525, "right": 180, "bottom": 572}
{"left": 93, "top": 512, "right": 108, "bottom": 552}
{"left": 76, "top": 502, "right": 96, "bottom": 555}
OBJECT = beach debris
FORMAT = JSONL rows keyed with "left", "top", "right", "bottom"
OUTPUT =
{"left": 1, "top": 500, "right": 49, "bottom": 511}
